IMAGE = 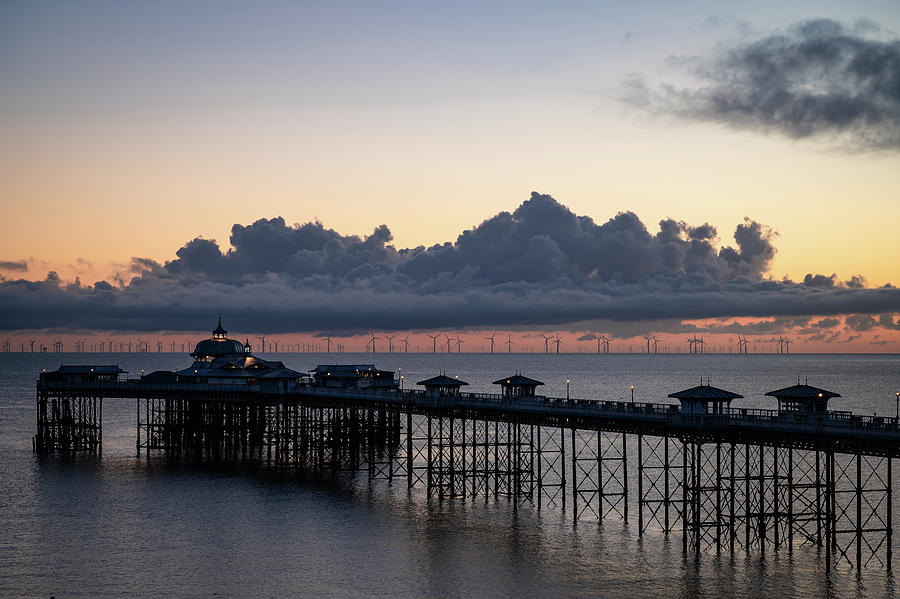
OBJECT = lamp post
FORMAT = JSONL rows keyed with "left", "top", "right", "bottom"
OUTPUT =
{"left": 895, "top": 392, "right": 899, "bottom": 420}
{"left": 566, "top": 379, "right": 570, "bottom": 400}
{"left": 630, "top": 385, "right": 635, "bottom": 404}
{"left": 400, "top": 375, "right": 404, "bottom": 391}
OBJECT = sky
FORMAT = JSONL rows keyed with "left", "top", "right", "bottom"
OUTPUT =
{"left": 1, "top": 1, "right": 899, "bottom": 352}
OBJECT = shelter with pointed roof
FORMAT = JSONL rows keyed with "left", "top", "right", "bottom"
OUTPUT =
{"left": 310, "top": 364, "right": 397, "bottom": 389}
{"left": 417, "top": 374, "right": 469, "bottom": 397}
{"left": 492, "top": 374, "right": 544, "bottom": 398}
{"left": 668, "top": 382, "right": 742, "bottom": 415}
{"left": 765, "top": 383, "right": 840, "bottom": 414}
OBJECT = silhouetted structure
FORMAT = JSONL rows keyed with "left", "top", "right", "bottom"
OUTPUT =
{"left": 492, "top": 374, "right": 544, "bottom": 398}
{"left": 668, "top": 382, "right": 742, "bottom": 415}
{"left": 766, "top": 383, "right": 841, "bottom": 414}
{"left": 310, "top": 364, "right": 396, "bottom": 389}
{"left": 417, "top": 374, "right": 468, "bottom": 397}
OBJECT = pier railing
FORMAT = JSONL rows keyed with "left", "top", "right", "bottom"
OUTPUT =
{"left": 37, "top": 378, "right": 900, "bottom": 443}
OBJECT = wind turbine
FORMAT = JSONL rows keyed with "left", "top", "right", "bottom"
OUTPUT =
{"left": 320, "top": 335, "right": 332, "bottom": 353}
{"left": 553, "top": 334, "right": 561, "bottom": 354}
{"left": 783, "top": 337, "right": 791, "bottom": 354}
{"left": 652, "top": 336, "right": 659, "bottom": 354}
{"left": 368, "top": 333, "right": 379, "bottom": 353}
{"left": 541, "top": 333, "right": 551, "bottom": 353}
{"left": 455, "top": 337, "right": 464, "bottom": 353}
{"left": 402, "top": 336, "right": 410, "bottom": 352}
{"left": 444, "top": 334, "right": 452, "bottom": 353}
{"left": 170, "top": 341, "right": 177, "bottom": 352}
{"left": 385, "top": 334, "right": 397, "bottom": 353}
{"left": 427, "top": 334, "right": 439, "bottom": 353}
{"left": 601, "top": 335, "right": 611, "bottom": 354}
{"left": 505, "top": 334, "right": 513, "bottom": 353}
{"left": 484, "top": 332, "right": 496, "bottom": 353}
{"left": 257, "top": 335, "right": 266, "bottom": 354}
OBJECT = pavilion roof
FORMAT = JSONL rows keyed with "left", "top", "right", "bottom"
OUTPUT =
{"left": 764, "top": 384, "right": 841, "bottom": 400}
{"left": 417, "top": 375, "right": 469, "bottom": 386}
{"left": 668, "top": 384, "right": 742, "bottom": 401}
{"left": 492, "top": 374, "right": 544, "bottom": 386}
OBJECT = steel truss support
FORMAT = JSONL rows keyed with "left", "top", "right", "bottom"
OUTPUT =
{"left": 369, "top": 411, "right": 405, "bottom": 483}
{"left": 138, "top": 397, "right": 185, "bottom": 454}
{"left": 407, "top": 413, "right": 429, "bottom": 489}
{"left": 469, "top": 419, "right": 492, "bottom": 499}
{"left": 427, "top": 415, "right": 468, "bottom": 499}
{"left": 571, "top": 429, "right": 627, "bottom": 524}
{"left": 536, "top": 426, "right": 566, "bottom": 510}
{"left": 780, "top": 448, "right": 827, "bottom": 552}
{"left": 638, "top": 434, "right": 682, "bottom": 535}
{"left": 35, "top": 392, "right": 102, "bottom": 452}
{"left": 830, "top": 453, "right": 892, "bottom": 570}
{"left": 683, "top": 442, "right": 732, "bottom": 554}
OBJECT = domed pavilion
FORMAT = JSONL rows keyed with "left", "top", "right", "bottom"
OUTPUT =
{"left": 174, "top": 316, "right": 304, "bottom": 392}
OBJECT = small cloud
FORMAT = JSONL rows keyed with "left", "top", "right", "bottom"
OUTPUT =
{"left": 845, "top": 314, "right": 877, "bottom": 331}
{"left": 0, "top": 260, "right": 28, "bottom": 272}
{"left": 803, "top": 273, "right": 837, "bottom": 288}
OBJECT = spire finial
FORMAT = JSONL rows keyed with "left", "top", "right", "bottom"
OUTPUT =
{"left": 212, "top": 313, "right": 227, "bottom": 338}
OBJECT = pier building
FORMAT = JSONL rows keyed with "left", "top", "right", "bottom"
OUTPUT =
{"left": 668, "top": 383, "right": 742, "bottom": 415}
{"left": 171, "top": 319, "right": 304, "bottom": 391}
{"left": 417, "top": 374, "right": 469, "bottom": 397}
{"left": 310, "top": 365, "right": 397, "bottom": 389}
{"left": 766, "top": 383, "right": 841, "bottom": 414}
{"left": 492, "top": 374, "right": 544, "bottom": 398}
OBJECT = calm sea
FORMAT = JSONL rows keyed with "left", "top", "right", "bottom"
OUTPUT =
{"left": 1, "top": 352, "right": 898, "bottom": 598}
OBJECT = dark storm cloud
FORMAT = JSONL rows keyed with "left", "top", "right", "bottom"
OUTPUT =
{"left": 878, "top": 314, "right": 900, "bottom": 330}
{"left": 0, "top": 192, "right": 898, "bottom": 333}
{"left": 845, "top": 314, "right": 878, "bottom": 332}
{"left": 0, "top": 260, "right": 28, "bottom": 272}
{"left": 624, "top": 19, "right": 900, "bottom": 152}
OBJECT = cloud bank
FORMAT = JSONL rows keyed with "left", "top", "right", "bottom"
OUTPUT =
{"left": 623, "top": 19, "right": 900, "bottom": 152}
{"left": 1, "top": 192, "right": 898, "bottom": 333}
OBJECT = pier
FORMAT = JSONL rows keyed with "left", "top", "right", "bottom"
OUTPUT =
{"left": 32, "top": 322, "right": 899, "bottom": 573}
{"left": 35, "top": 372, "right": 898, "bottom": 571}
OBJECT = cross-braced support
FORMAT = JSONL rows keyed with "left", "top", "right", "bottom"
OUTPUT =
{"left": 683, "top": 442, "right": 731, "bottom": 554}
{"left": 830, "top": 453, "right": 892, "bottom": 570}
{"left": 571, "top": 429, "right": 627, "bottom": 524}
{"left": 407, "top": 413, "right": 429, "bottom": 489}
{"left": 537, "top": 426, "right": 566, "bottom": 510}
{"left": 638, "top": 434, "right": 682, "bottom": 535}
{"left": 428, "top": 415, "right": 467, "bottom": 498}
{"left": 35, "top": 391, "right": 102, "bottom": 452}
